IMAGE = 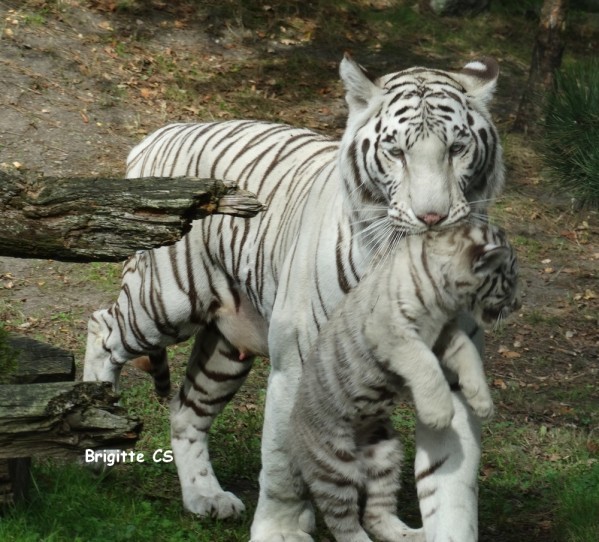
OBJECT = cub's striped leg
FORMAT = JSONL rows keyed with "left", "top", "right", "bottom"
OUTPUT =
{"left": 359, "top": 425, "right": 425, "bottom": 542}
{"left": 291, "top": 417, "right": 369, "bottom": 542}
{"left": 171, "top": 323, "right": 253, "bottom": 519}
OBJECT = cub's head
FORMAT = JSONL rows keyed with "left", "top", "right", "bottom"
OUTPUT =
{"left": 339, "top": 54, "right": 504, "bottom": 242}
{"left": 446, "top": 225, "right": 520, "bottom": 325}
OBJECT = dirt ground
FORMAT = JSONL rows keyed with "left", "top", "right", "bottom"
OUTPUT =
{"left": 1, "top": 0, "right": 598, "bottom": 485}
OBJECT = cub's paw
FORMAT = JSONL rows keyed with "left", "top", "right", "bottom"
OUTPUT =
{"left": 415, "top": 392, "right": 455, "bottom": 430}
{"left": 461, "top": 380, "right": 495, "bottom": 420}
{"left": 469, "top": 395, "right": 495, "bottom": 420}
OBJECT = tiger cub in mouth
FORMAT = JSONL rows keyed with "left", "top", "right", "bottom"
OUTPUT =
{"left": 289, "top": 223, "right": 519, "bottom": 542}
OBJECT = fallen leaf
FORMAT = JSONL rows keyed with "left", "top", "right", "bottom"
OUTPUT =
{"left": 583, "top": 289, "right": 597, "bottom": 300}
{"left": 576, "top": 221, "right": 589, "bottom": 231}
{"left": 502, "top": 350, "right": 521, "bottom": 359}
{"left": 492, "top": 378, "right": 507, "bottom": 390}
{"left": 140, "top": 88, "right": 156, "bottom": 99}
{"left": 560, "top": 230, "right": 577, "bottom": 241}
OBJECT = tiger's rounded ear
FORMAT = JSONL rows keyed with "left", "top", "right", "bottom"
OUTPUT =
{"left": 472, "top": 243, "right": 509, "bottom": 276}
{"left": 339, "top": 53, "right": 381, "bottom": 114}
{"left": 452, "top": 57, "right": 499, "bottom": 109}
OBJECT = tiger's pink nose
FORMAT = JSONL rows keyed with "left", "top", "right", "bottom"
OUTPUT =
{"left": 417, "top": 213, "right": 447, "bottom": 226}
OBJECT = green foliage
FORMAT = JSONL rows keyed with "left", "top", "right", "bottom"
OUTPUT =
{"left": 541, "top": 59, "right": 599, "bottom": 207}
{"left": 554, "top": 463, "right": 599, "bottom": 542}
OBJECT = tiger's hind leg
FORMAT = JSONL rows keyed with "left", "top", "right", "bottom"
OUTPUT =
{"left": 83, "top": 246, "right": 201, "bottom": 392}
{"left": 83, "top": 308, "right": 131, "bottom": 390}
{"left": 170, "top": 322, "right": 253, "bottom": 519}
{"left": 360, "top": 424, "right": 425, "bottom": 542}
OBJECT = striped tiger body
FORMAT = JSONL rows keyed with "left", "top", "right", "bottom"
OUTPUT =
{"left": 83, "top": 54, "right": 504, "bottom": 542}
{"left": 289, "top": 224, "right": 519, "bottom": 542}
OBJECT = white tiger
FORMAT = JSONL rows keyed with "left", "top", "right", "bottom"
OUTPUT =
{"left": 83, "top": 54, "right": 504, "bottom": 542}
{"left": 289, "top": 223, "right": 519, "bottom": 542}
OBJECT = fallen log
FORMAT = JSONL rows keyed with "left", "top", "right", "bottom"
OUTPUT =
{"left": 0, "top": 169, "right": 265, "bottom": 262}
{"left": 0, "top": 381, "right": 141, "bottom": 460}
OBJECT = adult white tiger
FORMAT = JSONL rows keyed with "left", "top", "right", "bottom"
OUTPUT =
{"left": 84, "top": 54, "right": 504, "bottom": 542}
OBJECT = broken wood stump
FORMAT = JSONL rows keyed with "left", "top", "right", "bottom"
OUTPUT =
{"left": 0, "top": 334, "right": 141, "bottom": 508}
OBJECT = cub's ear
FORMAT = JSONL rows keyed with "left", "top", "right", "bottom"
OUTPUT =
{"left": 451, "top": 57, "right": 499, "bottom": 109}
{"left": 472, "top": 243, "right": 510, "bottom": 276}
{"left": 339, "top": 53, "right": 381, "bottom": 114}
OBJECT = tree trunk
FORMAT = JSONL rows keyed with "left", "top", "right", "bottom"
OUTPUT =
{"left": 0, "top": 381, "right": 141, "bottom": 459}
{"left": 0, "top": 170, "right": 265, "bottom": 262}
{"left": 513, "top": 0, "right": 569, "bottom": 133}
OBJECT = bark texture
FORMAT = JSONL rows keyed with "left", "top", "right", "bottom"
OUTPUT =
{"left": 0, "top": 170, "right": 264, "bottom": 261}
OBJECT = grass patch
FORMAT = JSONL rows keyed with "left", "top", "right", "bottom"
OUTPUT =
{"left": 0, "top": 460, "right": 251, "bottom": 542}
{"left": 481, "top": 423, "right": 599, "bottom": 541}
{"left": 79, "top": 262, "right": 122, "bottom": 292}
{"left": 554, "top": 463, "right": 599, "bottom": 542}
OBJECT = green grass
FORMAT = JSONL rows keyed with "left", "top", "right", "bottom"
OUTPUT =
{"left": 81, "top": 263, "right": 122, "bottom": 292}
{"left": 0, "top": 461, "right": 251, "bottom": 542}
{"left": 554, "top": 464, "right": 599, "bottom": 542}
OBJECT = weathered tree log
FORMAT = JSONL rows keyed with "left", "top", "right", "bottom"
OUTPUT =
{"left": 0, "top": 169, "right": 265, "bottom": 262}
{"left": 513, "top": 0, "right": 569, "bottom": 132}
{"left": 0, "top": 381, "right": 142, "bottom": 459}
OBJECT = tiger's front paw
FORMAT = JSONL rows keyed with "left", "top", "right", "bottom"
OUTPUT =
{"left": 183, "top": 488, "right": 245, "bottom": 519}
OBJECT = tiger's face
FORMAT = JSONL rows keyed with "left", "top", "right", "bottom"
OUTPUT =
{"left": 339, "top": 55, "right": 504, "bottom": 240}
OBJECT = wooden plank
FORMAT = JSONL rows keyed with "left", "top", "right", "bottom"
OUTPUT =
{"left": 7, "top": 335, "right": 74, "bottom": 384}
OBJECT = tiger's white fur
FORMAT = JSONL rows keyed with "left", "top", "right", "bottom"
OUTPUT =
{"left": 83, "top": 54, "right": 504, "bottom": 541}
{"left": 289, "top": 223, "right": 519, "bottom": 542}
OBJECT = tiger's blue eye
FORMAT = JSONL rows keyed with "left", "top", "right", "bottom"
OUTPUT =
{"left": 449, "top": 142, "right": 465, "bottom": 155}
{"left": 388, "top": 147, "right": 405, "bottom": 159}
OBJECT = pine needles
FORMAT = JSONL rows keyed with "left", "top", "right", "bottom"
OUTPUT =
{"left": 541, "top": 59, "right": 599, "bottom": 207}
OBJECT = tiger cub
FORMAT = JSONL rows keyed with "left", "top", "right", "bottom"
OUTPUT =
{"left": 288, "top": 223, "right": 519, "bottom": 542}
